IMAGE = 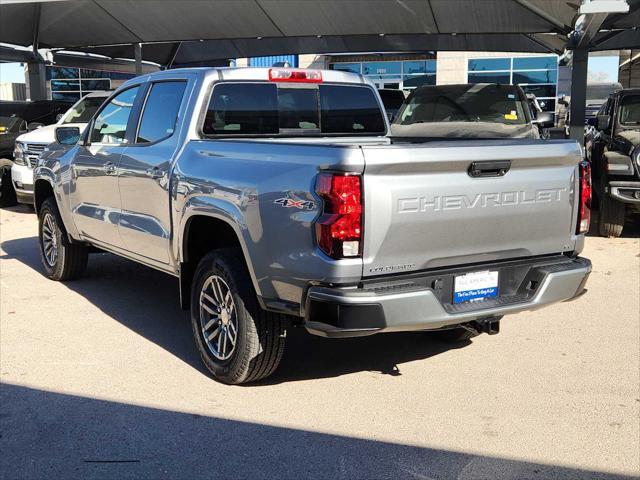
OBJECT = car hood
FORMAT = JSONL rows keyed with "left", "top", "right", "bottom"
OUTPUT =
{"left": 390, "top": 121, "right": 537, "bottom": 139}
{"left": 16, "top": 122, "right": 87, "bottom": 144}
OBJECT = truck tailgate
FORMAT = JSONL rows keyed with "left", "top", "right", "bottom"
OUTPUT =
{"left": 361, "top": 140, "right": 582, "bottom": 277}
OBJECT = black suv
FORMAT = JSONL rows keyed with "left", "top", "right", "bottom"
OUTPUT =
{"left": 585, "top": 88, "right": 640, "bottom": 237}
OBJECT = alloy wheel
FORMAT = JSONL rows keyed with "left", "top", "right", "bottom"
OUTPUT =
{"left": 41, "top": 213, "right": 58, "bottom": 267}
{"left": 199, "top": 274, "right": 238, "bottom": 361}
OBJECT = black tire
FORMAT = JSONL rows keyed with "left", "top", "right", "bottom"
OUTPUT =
{"left": 598, "top": 194, "right": 625, "bottom": 238}
{"left": 190, "top": 248, "right": 288, "bottom": 385}
{"left": 38, "top": 197, "right": 88, "bottom": 281}
{"left": 0, "top": 166, "right": 17, "bottom": 207}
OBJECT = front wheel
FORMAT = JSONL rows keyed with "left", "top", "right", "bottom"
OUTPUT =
{"left": 38, "top": 197, "right": 88, "bottom": 280}
{"left": 190, "top": 248, "right": 288, "bottom": 385}
{"left": 0, "top": 166, "right": 17, "bottom": 207}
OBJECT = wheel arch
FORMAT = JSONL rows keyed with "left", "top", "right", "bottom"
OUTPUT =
{"left": 179, "top": 212, "right": 261, "bottom": 310}
{"left": 34, "top": 178, "right": 55, "bottom": 214}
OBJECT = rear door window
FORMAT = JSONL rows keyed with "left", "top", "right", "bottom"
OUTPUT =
{"left": 137, "top": 81, "right": 187, "bottom": 143}
{"left": 203, "top": 82, "right": 385, "bottom": 136}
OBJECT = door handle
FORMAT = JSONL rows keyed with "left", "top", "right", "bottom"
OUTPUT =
{"left": 145, "top": 167, "right": 164, "bottom": 179}
{"left": 104, "top": 162, "right": 117, "bottom": 175}
{"left": 468, "top": 160, "right": 511, "bottom": 178}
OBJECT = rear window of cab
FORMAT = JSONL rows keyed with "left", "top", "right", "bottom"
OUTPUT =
{"left": 202, "top": 83, "right": 386, "bottom": 136}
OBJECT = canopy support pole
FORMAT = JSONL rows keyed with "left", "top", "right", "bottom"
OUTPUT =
{"left": 134, "top": 43, "right": 142, "bottom": 75}
{"left": 568, "top": 47, "right": 589, "bottom": 143}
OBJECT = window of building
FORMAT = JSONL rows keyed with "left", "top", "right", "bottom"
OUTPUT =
{"left": 137, "top": 82, "right": 187, "bottom": 143}
{"left": 467, "top": 56, "right": 558, "bottom": 111}
{"left": 90, "top": 86, "right": 139, "bottom": 144}
{"left": 468, "top": 58, "right": 511, "bottom": 72}
{"left": 47, "top": 66, "right": 136, "bottom": 102}
{"left": 330, "top": 59, "right": 436, "bottom": 90}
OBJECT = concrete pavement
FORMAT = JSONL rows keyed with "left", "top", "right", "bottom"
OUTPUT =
{"left": 1, "top": 205, "right": 639, "bottom": 479}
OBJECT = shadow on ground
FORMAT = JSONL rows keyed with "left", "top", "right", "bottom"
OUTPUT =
{"left": 0, "top": 382, "right": 634, "bottom": 480}
{"left": 1, "top": 236, "right": 468, "bottom": 384}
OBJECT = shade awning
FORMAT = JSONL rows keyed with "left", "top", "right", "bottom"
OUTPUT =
{"left": 1, "top": 0, "right": 580, "bottom": 49}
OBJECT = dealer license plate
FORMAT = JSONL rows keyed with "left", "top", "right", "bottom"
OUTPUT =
{"left": 453, "top": 270, "right": 499, "bottom": 304}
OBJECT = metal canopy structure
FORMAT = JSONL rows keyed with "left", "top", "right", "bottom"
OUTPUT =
{"left": 0, "top": 1, "right": 636, "bottom": 62}
{"left": 0, "top": 0, "right": 637, "bottom": 140}
{"left": 0, "top": 0, "right": 581, "bottom": 48}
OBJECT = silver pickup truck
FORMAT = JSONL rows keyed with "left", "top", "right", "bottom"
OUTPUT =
{"left": 34, "top": 67, "right": 592, "bottom": 384}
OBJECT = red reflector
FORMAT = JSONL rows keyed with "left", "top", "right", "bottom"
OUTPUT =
{"left": 315, "top": 173, "right": 362, "bottom": 258}
{"left": 269, "top": 68, "right": 322, "bottom": 83}
{"left": 577, "top": 160, "right": 592, "bottom": 234}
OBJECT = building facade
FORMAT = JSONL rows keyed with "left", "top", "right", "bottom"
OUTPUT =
{"left": 0, "top": 82, "right": 26, "bottom": 101}
{"left": 242, "top": 51, "right": 562, "bottom": 112}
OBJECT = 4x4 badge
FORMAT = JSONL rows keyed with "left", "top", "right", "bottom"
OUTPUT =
{"left": 274, "top": 197, "right": 315, "bottom": 210}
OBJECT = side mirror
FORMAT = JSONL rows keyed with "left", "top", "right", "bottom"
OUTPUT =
{"left": 27, "top": 122, "right": 45, "bottom": 131}
{"left": 533, "top": 111, "right": 555, "bottom": 129}
{"left": 596, "top": 114, "right": 610, "bottom": 131}
{"left": 55, "top": 126, "right": 81, "bottom": 146}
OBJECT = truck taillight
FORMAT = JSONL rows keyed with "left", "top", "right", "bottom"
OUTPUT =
{"left": 269, "top": 68, "right": 322, "bottom": 83}
{"left": 577, "top": 161, "right": 592, "bottom": 234}
{"left": 315, "top": 173, "right": 362, "bottom": 258}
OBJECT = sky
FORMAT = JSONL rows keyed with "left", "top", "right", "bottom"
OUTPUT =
{"left": 587, "top": 55, "right": 620, "bottom": 83}
{"left": 0, "top": 63, "right": 26, "bottom": 83}
{"left": 0, "top": 54, "right": 621, "bottom": 85}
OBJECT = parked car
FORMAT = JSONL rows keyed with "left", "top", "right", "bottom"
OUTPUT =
{"left": 557, "top": 82, "right": 623, "bottom": 138}
{"left": 585, "top": 88, "right": 640, "bottom": 237}
{"left": 34, "top": 68, "right": 591, "bottom": 384}
{"left": 377, "top": 88, "right": 405, "bottom": 121}
{"left": 0, "top": 100, "right": 73, "bottom": 206}
{"left": 11, "top": 92, "right": 109, "bottom": 205}
{"left": 390, "top": 83, "right": 554, "bottom": 139}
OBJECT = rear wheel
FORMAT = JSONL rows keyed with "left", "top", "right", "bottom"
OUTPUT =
{"left": 190, "top": 248, "right": 288, "bottom": 384}
{"left": 0, "top": 166, "right": 17, "bottom": 207}
{"left": 38, "top": 197, "right": 88, "bottom": 280}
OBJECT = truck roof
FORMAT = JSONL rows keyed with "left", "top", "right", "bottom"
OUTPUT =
{"left": 123, "top": 67, "right": 370, "bottom": 89}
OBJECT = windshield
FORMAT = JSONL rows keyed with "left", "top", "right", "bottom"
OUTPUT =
{"left": 587, "top": 84, "right": 621, "bottom": 101}
{"left": 0, "top": 116, "right": 22, "bottom": 133}
{"left": 61, "top": 96, "right": 105, "bottom": 124}
{"left": 619, "top": 95, "right": 640, "bottom": 126}
{"left": 394, "top": 84, "right": 527, "bottom": 126}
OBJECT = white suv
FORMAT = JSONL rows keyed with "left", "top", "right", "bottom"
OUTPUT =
{"left": 12, "top": 92, "right": 108, "bottom": 204}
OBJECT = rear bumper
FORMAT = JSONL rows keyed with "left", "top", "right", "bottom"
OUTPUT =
{"left": 11, "top": 163, "right": 33, "bottom": 205}
{"left": 304, "top": 256, "right": 591, "bottom": 338}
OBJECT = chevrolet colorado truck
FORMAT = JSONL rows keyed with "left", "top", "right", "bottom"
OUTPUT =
{"left": 34, "top": 67, "right": 592, "bottom": 384}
